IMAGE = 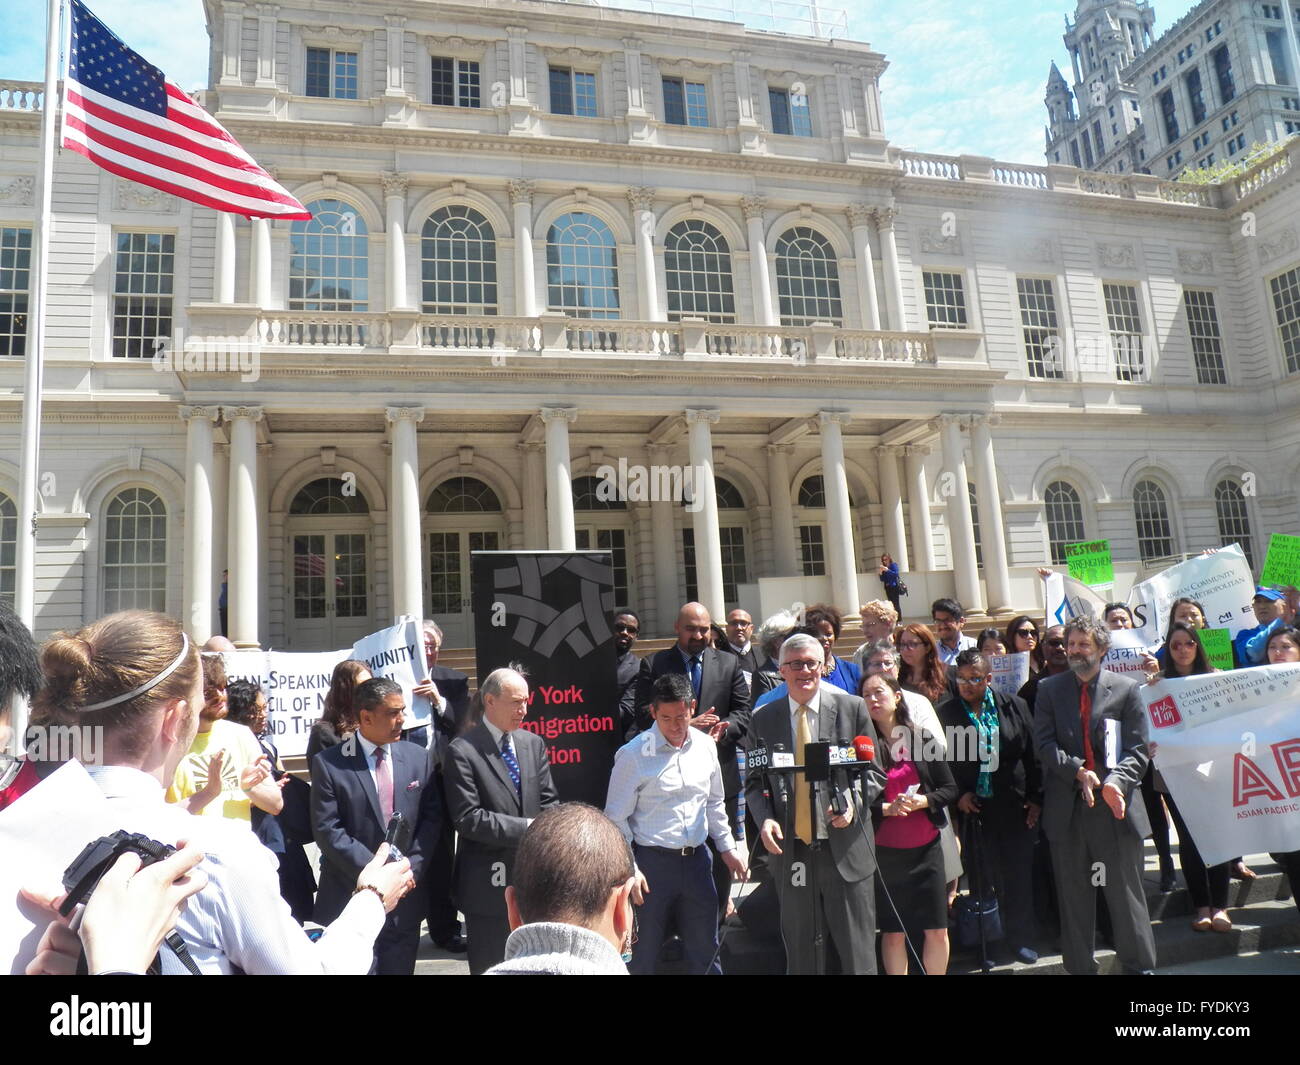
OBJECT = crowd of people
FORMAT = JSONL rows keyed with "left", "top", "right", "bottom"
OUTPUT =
{"left": 2, "top": 560, "right": 1299, "bottom": 977}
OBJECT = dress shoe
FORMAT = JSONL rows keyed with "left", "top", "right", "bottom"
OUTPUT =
{"left": 1014, "top": 947, "right": 1039, "bottom": 965}
{"left": 435, "top": 933, "right": 468, "bottom": 953}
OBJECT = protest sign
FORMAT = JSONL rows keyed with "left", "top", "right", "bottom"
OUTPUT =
{"left": 1196, "top": 628, "right": 1235, "bottom": 672}
{"left": 351, "top": 617, "right": 431, "bottom": 731}
{"left": 1146, "top": 664, "right": 1300, "bottom": 865}
{"left": 1065, "top": 540, "right": 1113, "bottom": 588}
{"left": 220, "top": 648, "right": 346, "bottom": 759}
{"left": 989, "top": 651, "right": 1030, "bottom": 700}
{"left": 1126, "top": 544, "right": 1256, "bottom": 643}
{"left": 1100, "top": 629, "right": 1158, "bottom": 678}
{"left": 1259, "top": 533, "right": 1300, "bottom": 589}
{"left": 1043, "top": 571, "right": 1110, "bottom": 629}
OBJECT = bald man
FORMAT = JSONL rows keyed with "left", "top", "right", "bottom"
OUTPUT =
{"left": 634, "top": 602, "right": 752, "bottom": 921}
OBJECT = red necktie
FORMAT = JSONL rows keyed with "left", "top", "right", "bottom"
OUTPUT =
{"left": 375, "top": 745, "right": 394, "bottom": 824}
{"left": 1079, "top": 681, "right": 1096, "bottom": 773}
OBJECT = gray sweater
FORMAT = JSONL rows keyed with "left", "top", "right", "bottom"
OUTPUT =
{"left": 485, "top": 922, "right": 629, "bottom": 975}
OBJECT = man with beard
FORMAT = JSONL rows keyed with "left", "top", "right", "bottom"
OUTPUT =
{"left": 613, "top": 608, "right": 642, "bottom": 739}
{"left": 166, "top": 654, "right": 282, "bottom": 823}
{"left": 1032, "top": 615, "right": 1155, "bottom": 975}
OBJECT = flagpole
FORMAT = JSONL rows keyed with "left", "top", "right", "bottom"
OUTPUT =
{"left": 13, "top": 0, "right": 63, "bottom": 746}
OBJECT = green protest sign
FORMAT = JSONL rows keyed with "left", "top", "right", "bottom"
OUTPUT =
{"left": 1066, "top": 540, "right": 1113, "bottom": 588}
{"left": 1196, "top": 628, "right": 1235, "bottom": 672}
{"left": 1259, "top": 533, "right": 1300, "bottom": 589}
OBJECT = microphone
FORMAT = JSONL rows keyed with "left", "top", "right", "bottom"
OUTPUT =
{"left": 853, "top": 735, "right": 875, "bottom": 763}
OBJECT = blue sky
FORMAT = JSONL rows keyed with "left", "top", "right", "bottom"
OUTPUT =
{"left": 0, "top": 0, "right": 1204, "bottom": 164}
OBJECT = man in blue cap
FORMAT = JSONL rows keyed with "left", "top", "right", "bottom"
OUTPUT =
{"left": 1233, "top": 586, "right": 1297, "bottom": 667}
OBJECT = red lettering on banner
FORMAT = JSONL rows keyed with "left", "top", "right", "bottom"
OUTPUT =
{"left": 1148, "top": 695, "right": 1181, "bottom": 729}
{"left": 1233, "top": 753, "right": 1285, "bottom": 807}
{"left": 1271, "top": 738, "right": 1300, "bottom": 798}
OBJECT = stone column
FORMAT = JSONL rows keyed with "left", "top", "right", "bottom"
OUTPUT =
{"left": 519, "top": 442, "right": 546, "bottom": 547}
{"left": 181, "top": 406, "right": 220, "bottom": 642}
{"left": 765, "top": 443, "right": 798, "bottom": 576}
{"left": 622, "top": 38, "right": 647, "bottom": 117}
{"left": 834, "top": 63, "right": 858, "bottom": 136}
{"left": 876, "top": 444, "right": 909, "bottom": 571}
{"left": 541, "top": 407, "right": 577, "bottom": 550}
{"left": 220, "top": 3, "right": 244, "bottom": 85}
{"left": 215, "top": 212, "right": 236, "bottom": 304}
{"left": 904, "top": 444, "right": 936, "bottom": 571}
{"left": 648, "top": 443, "right": 681, "bottom": 633}
{"left": 251, "top": 218, "right": 272, "bottom": 308}
{"left": 741, "top": 196, "right": 776, "bottom": 326}
{"left": 382, "top": 172, "right": 410, "bottom": 311}
{"left": 969, "top": 414, "right": 1013, "bottom": 615}
{"left": 225, "top": 406, "right": 262, "bottom": 648}
{"left": 686, "top": 409, "right": 725, "bottom": 620}
{"left": 848, "top": 203, "right": 882, "bottom": 331}
{"left": 627, "top": 186, "right": 661, "bottom": 321}
{"left": 387, "top": 406, "right": 425, "bottom": 620}
{"left": 255, "top": 5, "right": 278, "bottom": 88}
{"left": 509, "top": 180, "right": 537, "bottom": 318}
{"left": 939, "top": 414, "right": 981, "bottom": 611}
{"left": 874, "top": 207, "right": 907, "bottom": 331}
{"left": 819, "top": 411, "right": 859, "bottom": 616}
{"left": 384, "top": 15, "right": 406, "bottom": 95}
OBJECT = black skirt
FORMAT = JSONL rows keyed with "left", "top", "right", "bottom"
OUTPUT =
{"left": 875, "top": 834, "right": 947, "bottom": 932}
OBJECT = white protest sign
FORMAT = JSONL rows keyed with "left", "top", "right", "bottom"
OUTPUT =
{"left": 351, "top": 617, "right": 431, "bottom": 730}
{"left": 1100, "top": 629, "right": 1159, "bottom": 679}
{"left": 1126, "top": 544, "right": 1256, "bottom": 644}
{"left": 220, "top": 648, "right": 348, "bottom": 759}
{"left": 989, "top": 651, "right": 1030, "bottom": 700}
{"left": 1043, "top": 571, "right": 1109, "bottom": 629}
{"left": 1146, "top": 663, "right": 1300, "bottom": 865}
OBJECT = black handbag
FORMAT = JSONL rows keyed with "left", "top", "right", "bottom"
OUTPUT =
{"left": 955, "top": 814, "right": 1004, "bottom": 949}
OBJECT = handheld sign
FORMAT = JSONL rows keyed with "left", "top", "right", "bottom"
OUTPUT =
{"left": 1259, "top": 533, "right": 1300, "bottom": 589}
{"left": 1195, "top": 628, "right": 1235, "bottom": 672}
{"left": 1065, "top": 539, "right": 1114, "bottom": 588}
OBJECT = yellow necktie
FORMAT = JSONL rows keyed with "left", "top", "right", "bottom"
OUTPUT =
{"left": 794, "top": 704, "right": 813, "bottom": 845}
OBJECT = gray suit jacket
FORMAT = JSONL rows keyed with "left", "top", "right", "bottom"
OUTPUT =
{"left": 744, "top": 688, "right": 885, "bottom": 883}
{"left": 443, "top": 724, "right": 559, "bottom": 918}
{"left": 1033, "top": 668, "right": 1150, "bottom": 841}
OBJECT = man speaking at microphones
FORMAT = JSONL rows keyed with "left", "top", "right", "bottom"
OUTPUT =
{"left": 745, "top": 633, "right": 885, "bottom": 974}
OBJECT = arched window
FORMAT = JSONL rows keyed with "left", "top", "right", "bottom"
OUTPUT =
{"left": 103, "top": 487, "right": 167, "bottom": 613}
{"left": 572, "top": 475, "right": 627, "bottom": 511}
{"left": 427, "top": 477, "right": 502, "bottom": 514}
{"left": 774, "top": 227, "right": 842, "bottom": 326}
{"left": 290, "top": 477, "right": 370, "bottom": 515}
{"left": 664, "top": 219, "right": 736, "bottom": 323}
{"left": 1044, "top": 480, "right": 1085, "bottom": 564}
{"left": 1134, "top": 479, "right": 1175, "bottom": 562}
{"left": 797, "top": 475, "right": 826, "bottom": 508}
{"left": 421, "top": 205, "right": 498, "bottom": 315}
{"left": 546, "top": 212, "right": 619, "bottom": 318}
{"left": 0, "top": 492, "right": 15, "bottom": 607}
{"left": 715, "top": 477, "right": 746, "bottom": 510}
{"left": 290, "top": 199, "right": 369, "bottom": 311}
{"left": 968, "top": 483, "right": 983, "bottom": 568}
{"left": 1214, "top": 478, "right": 1255, "bottom": 569}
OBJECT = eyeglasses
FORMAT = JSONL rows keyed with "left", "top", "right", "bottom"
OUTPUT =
{"left": 781, "top": 659, "right": 820, "bottom": 673}
{"left": 1015, "top": 628, "right": 1037, "bottom": 638}
{"left": 614, "top": 623, "right": 639, "bottom": 635}
{"left": 727, "top": 619, "right": 752, "bottom": 628}
{"left": 956, "top": 675, "right": 989, "bottom": 687}
{"left": 898, "top": 640, "right": 923, "bottom": 650}
{"left": 1045, "top": 638, "right": 1066, "bottom": 647}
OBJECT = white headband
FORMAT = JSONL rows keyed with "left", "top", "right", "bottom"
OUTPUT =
{"left": 81, "top": 632, "right": 192, "bottom": 712}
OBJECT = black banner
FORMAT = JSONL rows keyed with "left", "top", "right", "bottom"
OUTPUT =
{"left": 471, "top": 551, "right": 620, "bottom": 807}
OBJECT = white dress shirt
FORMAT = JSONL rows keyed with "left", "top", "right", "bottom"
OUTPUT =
{"left": 605, "top": 723, "right": 735, "bottom": 857}
{"left": 86, "top": 763, "right": 383, "bottom": 974}
{"left": 937, "top": 633, "right": 977, "bottom": 666}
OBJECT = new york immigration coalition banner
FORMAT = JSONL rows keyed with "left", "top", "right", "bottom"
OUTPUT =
{"left": 471, "top": 551, "right": 621, "bottom": 807}
{"left": 1146, "top": 663, "right": 1300, "bottom": 865}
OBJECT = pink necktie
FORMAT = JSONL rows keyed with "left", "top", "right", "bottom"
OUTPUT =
{"left": 375, "top": 746, "right": 394, "bottom": 824}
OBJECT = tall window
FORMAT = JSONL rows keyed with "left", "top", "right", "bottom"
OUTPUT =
{"left": 1183, "top": 289, "right": 1227, "bottom": 384}
{"left": 968, "top": 483, "right": 983, "bottom": 567}
{"left": 547, "top": 212, "right": 619, "bottom": 318}
{"left": 769, "top": 87, "right": 812, "bottom": 136}
{"left": 305, "top": 47, "right": 358, "bottom": 99}
{"left": 683, "top": 479, "right": 748, "bottom": 603}
{"left": 1215, "top": 478, "right": 1255, "bottom": 569}
{"left": 1133, "top": 480, "right": 1175, "bottom": 562}
{"left": 290, "top": 200, "right": 369, "bottom": 312}
{"left": 664, "top": 220, "right": 735, "bottom": 323}
{"left": 1017, "top": 277, "right": 1064, "bottom": 379}
{"left": 1270, "top": 266, "right": 1300, "bottom": 374}
{"left": 1185, "top": 68, "right": 1207, "bottom": 126}
{"left": 421, "top": 206, "right": 497, "bottom": 315}
{"left": 0, "top": 227, "right": 31, "bottom": 358}
{"left": 103, "top": 487, "right": 166, "bottom": 613}
{"left": 1158, "top": 89, "right": 1179, "bottom": 144}
{"left": 1045, "top": 481, "right": 1085, "bottom": 564}
{"left": 0, "top": 492, "right": 14, "bottom": 607}
{"left": 113, "top": 232, "right": 174, "bottom": 358}
{"left": 572, "top": 477, "right": 630, "bottom": 604}
{"left": 431, "top": 56, "right": 480, "bottom": 107}
{"left": 1103, "top": 282, "right": 1145, "bottom": 381}
{"left": 1213, "top": 45, "right": 1235, "bottom": 104}
{"left": 923, "top": 270, "right": 968, "bottom": 328}
{"left": 1266, "top": 30, "right": 1293, "bottom": 85}
{"left": 550, "top": 67, "right": 597, "bottom": 116}
{"left": 774, "top": 228, "right": 842, "bottom": 326}
{"left": 662, "top": 77, "right": 708, "bottom": 127}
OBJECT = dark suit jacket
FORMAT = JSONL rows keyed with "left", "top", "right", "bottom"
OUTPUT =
{"left": 616, "top": 650, "right": 640, "bottom": 739}
{"left": 936, "top": 690, "right": 1042, "bottom": 809}
{"left": 721, "top": 642, "right": 764, "bottom": 682}
{"left": 443, "top": 724, "right": 559, "bottom": 918}
{"left": 310, "top": 737, "right": 440, "bottom": 931}
{"left": 1032, "top": 668, "right": 1150, "bottom": 842}
{"left": 428, "top": 665, "right": 472, "bottom": 763}
{"left": 634, "top": 645, "right": 751, "bottom": 796}
{"left": 744, "top": 688, "right": 886, "bottom": 883}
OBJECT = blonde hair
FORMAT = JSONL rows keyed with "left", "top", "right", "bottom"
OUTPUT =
{"left": 860, "top": 600, "right": 899, "bottom": 628}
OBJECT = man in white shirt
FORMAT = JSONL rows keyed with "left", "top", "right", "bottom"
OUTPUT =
{"left": 605, "top": 673, "right": 748, "bottom": 974}
{"left": 932, "top": 597, "right": 976, "bottom": 666}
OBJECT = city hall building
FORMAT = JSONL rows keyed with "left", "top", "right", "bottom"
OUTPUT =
{"left": 0, "top": 0, "right": 1298, "bottom": 650}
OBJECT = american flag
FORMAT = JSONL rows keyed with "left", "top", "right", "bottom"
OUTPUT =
{"left": 61, "top": 0, "right": 310, "bottom": 220}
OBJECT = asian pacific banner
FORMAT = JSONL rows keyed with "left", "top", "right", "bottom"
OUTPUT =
{"left": 1145, "top": 663, "right": 1300, "bottom": 866}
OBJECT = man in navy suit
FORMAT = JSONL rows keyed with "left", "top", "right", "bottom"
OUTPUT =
{"left": 312, "top": 676, "right": 441, "bottom": 975}
{"left": 634, "top": 602, "right": 751, "bottom": 917}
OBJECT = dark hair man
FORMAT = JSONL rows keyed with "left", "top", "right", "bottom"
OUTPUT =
{"left": 931, "top": 598, "right": 975, "bottom": 666}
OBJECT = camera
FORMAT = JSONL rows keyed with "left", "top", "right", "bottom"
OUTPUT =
{"left": 60, "top": 830, "right": 177, "bottom": 917}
